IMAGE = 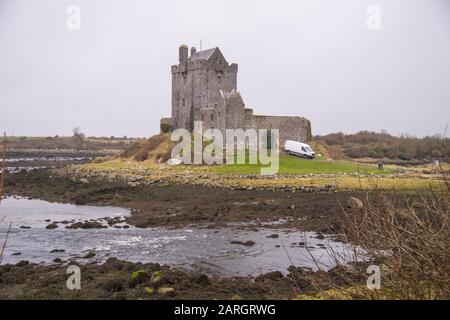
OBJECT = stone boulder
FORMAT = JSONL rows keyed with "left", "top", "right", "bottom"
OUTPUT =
{"left": 346, "top": 197, "right": 363, "bottom": 209}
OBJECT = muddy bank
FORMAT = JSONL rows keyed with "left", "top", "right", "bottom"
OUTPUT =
{"left": 5, "top": 169, "right": 363, "bottom": 232}
{"left": 0, "top": 258, "right": 362, "bottom": 300}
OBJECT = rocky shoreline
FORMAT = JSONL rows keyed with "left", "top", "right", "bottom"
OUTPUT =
{"left": 56, "top": 163, "right": 413, "bottom": 192}
{"left": 0, "top": 257, "right": 363, "bottom": 300}
{"left": 1, "top": 168, "right": 374, "bottom": 300}
{"left": 4, "top": 169, "right": 363, "bottom": 232}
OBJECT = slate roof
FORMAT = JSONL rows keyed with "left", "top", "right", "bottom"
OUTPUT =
{"left": 189, "top": 47, "right": 218, "bottom": 61}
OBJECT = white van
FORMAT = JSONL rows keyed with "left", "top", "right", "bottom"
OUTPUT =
{"left": 284, "top": 140, "right": 315, "bottom": 159}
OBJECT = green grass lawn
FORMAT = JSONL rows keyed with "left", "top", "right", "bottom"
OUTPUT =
{"left": 215, "top": 154, "right": 392, "bottom": 175}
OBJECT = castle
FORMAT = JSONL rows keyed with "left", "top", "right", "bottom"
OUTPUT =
{"left": 160, "top": 45, "right": 311, "bottom": 144}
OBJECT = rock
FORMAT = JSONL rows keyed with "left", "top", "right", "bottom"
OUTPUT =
{"left": 150, "top": 271, "right": 162, "bottom": 284}
{"left": 11, "top": 252, "right": 21, "bottom": 256}
{"left": 130, "top": 270, "right": 150, "bottom": 286}
{"left": 194, "top": 274, "right": 210, "bottom": 286}
{"left": 103, "top": 278, "right": 124, "bottom": 293}
{"left": 346, "top": 197, "right": 363, "bottom": 209}
{"left": 50, "top": 249, "right": 65, "bottom": 253}
{"left": 267, "top": 234, "right": 279, "bottom": 239}
{"left": 255, "top": 271, "right": 283, "bottom": 282}
{"left": 79, "top": 178, "right": 89, "bottom": 184}
{"left": 53, "top": 258, "right": 63, "bottom": 263}
{"left": 157, "top": 287, "right": 176, "bottom": 296}
{"left": 45, "top": 223, "right": 58, "bottom": 229}
{"left": 16, "top": 260, "right": 29, "bottom": 267}
{"left": 81, "top": 252, "right": 96, "bottom": 259}
{"left": 144, "top": 287, "right": 154, "bottom": 294}
{"left": 167, "top": 158, "right": 182, "bottom": 166}
{"left": 315, "top": 233, "right": 325, "bottom": 240}
{"left": 290, "top": 204, "right": 295, "bottom": 210}
{"left": 230, "top": 240, "right": 255, "bottom": 246}
{"left": 66, "top": 221, "right": 106, "bottom": 229}
{"left": 19, "top": 226, "right": 31, "bottom": 229}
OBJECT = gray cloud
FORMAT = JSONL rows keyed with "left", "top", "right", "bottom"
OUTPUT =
{"left": 0, "top": 0, "right": 449, "bottom": 137}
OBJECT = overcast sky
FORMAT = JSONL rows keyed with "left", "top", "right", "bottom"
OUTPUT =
{"left": 0, "top": 0, "right": 449, "bottom": 138}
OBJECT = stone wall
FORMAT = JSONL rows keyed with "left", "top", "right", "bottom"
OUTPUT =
{"left": 221, "top": 91, "right": 309, "bottom": 144}
{"left": 160, "top": 117, "right": 173, "bottom": 133}
{"left": 247, "top": 115, "right": 310, "bottom": 145}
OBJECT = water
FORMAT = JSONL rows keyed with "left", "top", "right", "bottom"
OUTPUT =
{"left": 0, "top": 197, "right": 351, "bottom": 276}
{"left": 6, "top": 157, "right": 91, "bottom": 163}
{"left": 3, "top": 156, "right": 92, "bottom": 173}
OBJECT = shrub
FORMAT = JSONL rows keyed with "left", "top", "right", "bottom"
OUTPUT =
{"left": 122, "top": 134, "right": 172, "bottom": 162}
{"left": 304, "top": 168, "right": 450, "bottom": 299}
{"left": 133, "top": 149, "right": 149, "bottom": 161}
{"left": 316, "top": 131, "right": 450, "bottom": 161}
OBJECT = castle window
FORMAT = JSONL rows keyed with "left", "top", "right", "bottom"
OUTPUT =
{"left": 211, "top": 114, "right": 214, "bottom": 121}
{"left": 202, "top": 114, "right": 204, "bottom": 121}
{"left": 181, "top": 99, "right": 185, "bottom": 107}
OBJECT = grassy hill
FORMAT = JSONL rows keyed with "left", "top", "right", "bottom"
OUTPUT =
{"left": 122, "top": 134, "right": 392, "bottom": 175}
{"left": 122, "top": 133, "right": 175, "bottom": 162}
{"left": 215, "top": 154, "right": 392, "bottom": 175}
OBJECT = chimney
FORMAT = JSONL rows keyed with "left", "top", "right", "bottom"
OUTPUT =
{"left": 190, "top": 46, "right": 197, "bottom": 56}
{"left": 179, "top": 45, "right": 188, "bottom": 63}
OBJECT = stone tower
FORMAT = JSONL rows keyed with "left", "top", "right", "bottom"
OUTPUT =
{"left": 170, "top": 45, "right": 238, "bottom": 131}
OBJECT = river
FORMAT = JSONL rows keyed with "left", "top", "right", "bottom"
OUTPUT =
{"left": 0, "top": 196, "right": 351, "bottom": 277}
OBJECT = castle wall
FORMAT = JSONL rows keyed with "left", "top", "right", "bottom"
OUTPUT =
{"left": 221, "top": 93, "right": 309, "bottom": 144}
{"left": 246, "top": 115, "right": 310, "bottom": 145}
